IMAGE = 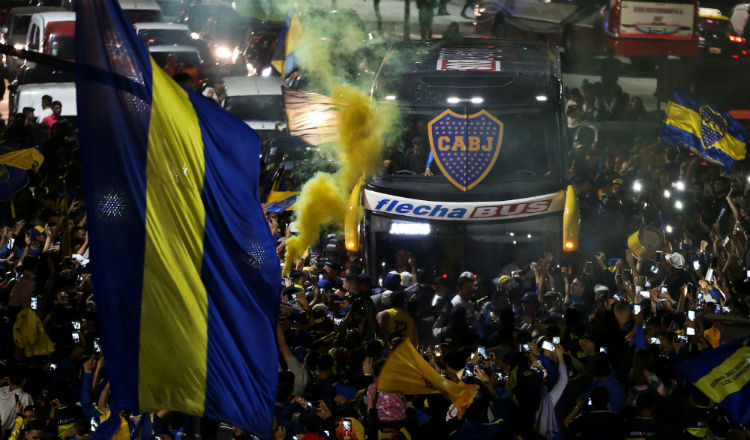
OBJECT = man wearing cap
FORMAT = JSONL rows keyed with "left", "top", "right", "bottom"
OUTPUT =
{"left": 662, "top": 252, "right": 691, "bottom": 301}
{"left": 202, "top": 78, "right": 226, "bottom": 105}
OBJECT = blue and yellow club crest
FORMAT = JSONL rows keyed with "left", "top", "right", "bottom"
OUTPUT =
{"left": 428, "top": 109, "right": 503, "bottom": 191}
{"left": 700, "top": 105, "right": 728, "bottom": 149}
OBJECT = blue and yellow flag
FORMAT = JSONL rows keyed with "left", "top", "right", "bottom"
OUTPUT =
{"left": 0, "top": 147, "right": 44, "bottom": 200}
{"left": 75, "top": 0, "right": 281, "bottom": 436}
{"left": 661, "top": 92, "right": 747, "bottom": 174}
{"left": 676, "top": 336, "right": 750, "bottom": 425}
{"left": 270, "top": 13, "right": 302, "bottom": 77}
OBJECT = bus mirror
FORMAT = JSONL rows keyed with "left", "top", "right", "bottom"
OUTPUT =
{"left": 562, "top": 184, "right": 580, "bottom": 252}
{"left": 345, "top": 177, "right": 364, "bottom": 252}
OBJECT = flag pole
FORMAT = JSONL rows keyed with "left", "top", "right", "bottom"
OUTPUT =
{"left": 0, "top": 43, "right": 75, "bottom": 72}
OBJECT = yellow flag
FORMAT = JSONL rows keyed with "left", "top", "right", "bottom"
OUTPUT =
{"left": 0, "top": 148, "right": 44, "bottom": 172}
{"left": 378, "top": 341, "right": 478, "bottom": 419}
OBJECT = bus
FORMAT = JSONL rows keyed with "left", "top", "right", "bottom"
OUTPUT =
{"left": 343, "top": 39, "right": 580, "bottom": 280}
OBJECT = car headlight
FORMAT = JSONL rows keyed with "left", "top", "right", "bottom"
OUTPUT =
{"left": 215, "top": 46, "right": 232, "bottom": 59}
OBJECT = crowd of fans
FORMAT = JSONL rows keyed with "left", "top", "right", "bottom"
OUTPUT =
{"left": 1, "top": 81, "right": 750, "bottom": 440}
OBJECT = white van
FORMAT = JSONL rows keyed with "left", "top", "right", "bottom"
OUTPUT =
{"left": 731, "top": 3, "right": 750, "bottom": 38}
{"left": 118, "top": 0, "right": 163, "bottom": 24}
{"left": 14, "top": 82, "right": 77, "bottom": 123}
{"left": 134, "top": 22, "right": 192, "bottom": 46}
{"left": 222, "top": 76, "right": 285, "bottom": 135}
{"left": 25, "top": 11, "right": 74, "bottom": 55}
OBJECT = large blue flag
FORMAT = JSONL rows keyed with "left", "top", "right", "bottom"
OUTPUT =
{"left": 75, "top": 0, "right": 281, "bottom": 437}
{"left": 676, "top": 336, "right": 750, "bottom": 426}
{"left": 660, "top": 92, "right": 747, "bottom": 174}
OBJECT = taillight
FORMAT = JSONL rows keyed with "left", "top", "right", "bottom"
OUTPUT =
{"left": 729, "top": 35, "right": 747, "bottom": 44}
{"left": 608, "top": 0, "right": 621, "bottom": 36}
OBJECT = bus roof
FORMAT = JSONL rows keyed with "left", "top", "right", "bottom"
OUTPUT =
{"left": 378, "top": 39, "right": 562, "bottom": 81}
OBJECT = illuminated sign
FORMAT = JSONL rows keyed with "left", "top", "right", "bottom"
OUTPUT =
{"left": 363, "top": 190, "right": 565, "bottom": 221}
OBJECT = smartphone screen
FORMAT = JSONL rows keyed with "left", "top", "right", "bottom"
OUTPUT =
{"left": 72, "top": 332, "right": 80, "bottom": 343}
{"left": 634, "top": 304, "right": 641, "bottom": 314}
{"left": 661, "top": 286, "right": 668, "bottom": 294}
{"left": 94, "top": 338, "right": 101, "bottom": 353}
{"left": 651, "top": 265, "right": 659, "bottom": 274}
{"left": 746, "top": 270, "right": 750, "bottom": 278}
{"left": 553, "top": 336, "right": 560, "bottom": 344}
{"left": 478, "top": 346, "right": 486, "bottom": 358}
{"left": 641, "top": 290, "right": 650, "bottom": 298}
{"left": 30, "top": 297, "right": 38, "bottom": 310}
{"left": 688, "top": 310, "right": 696, "bottom": 321}
{"left": 542, "top": 341, "right": 556, "bottom": 352}
{"left": 723, "top": 236, "right": 730, "bottom": 246}
{"left": 599, "top": 347, "right": 608, "bottom": 353}
{"left": 520, "top": 344, "right": 531, "bottom": 352}
{"left": 72, "top": 321, "right": 81, "bottom": 330}
{"left": 694, "top": 261, "right": 701, "bottom": 271}
{"left": 650, "top": 337, "right": 661, "bottom": 345}
{"left": 687, "top": 327, "right": 696, "bottom": 335}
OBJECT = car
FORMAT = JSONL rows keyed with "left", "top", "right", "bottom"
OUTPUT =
{"left": 148, "top": 44, "right": 204, "bottom": 80}
{"left": 0, "top": 7, "right": 62, "bottom": 80}
{"left": 25, "top": 11, "right": 75, "bottom": 58}
{"left": 0, "top": 0, "right": 34, "bottom": 27}
{"left": 697, "top": 8, "right": 748, "bottom": 61}
{"left": 117, "top": 0, "right": 163, "bottom": 24}
{"left": 240, "top": 19, "right": 283, "bottom": 76}
{"left": 135, "top": 22, "right": 193, "bottom": 45}
{"left": 222, "top": 75, "right": 285, "bottom": 138}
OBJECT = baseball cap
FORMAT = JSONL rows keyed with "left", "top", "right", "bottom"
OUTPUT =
{"left": 594, "top": 284, "right": 610, "bottom": 293}
{"left": 665, "top": 252, "right": 685, "bottom": 269}
{"left": 458, "top": 271, "right": 475, "bottom": 283}
{"left": 493, "top": 275, "right": 512, "bottom": 288}
{"left": 384, "top": 272, "right": 401, "bottom": 291}
{"left": 30, "top": 225, "right": 45, "bottom": 237}
{"left": 400, "top": 271, "right": 414, "bottom": 287}
{"left": 317, "top": 279, "right": 333, "bottom": 290}
{"left": 521, "top": 292, "right": 538, "bottom": 304}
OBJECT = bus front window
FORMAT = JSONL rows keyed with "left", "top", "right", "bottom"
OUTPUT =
{"left": 382, "top": 105, "right": 560, "bottom": 182}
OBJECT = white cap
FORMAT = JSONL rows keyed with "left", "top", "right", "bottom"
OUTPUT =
{"left": 458, "top": 271, "right": 475, "bottom": 281}
{"left": 400, "top": 271, "right": 414, "bottom": 287}
{"left": 665, "top": 252, "right": 685, "bottom": 269}
{"left": 288, "top": 221, "right": 299, "bottom": 234}
{"left": 594, "top": 284, "right": 610, "bottom": 293}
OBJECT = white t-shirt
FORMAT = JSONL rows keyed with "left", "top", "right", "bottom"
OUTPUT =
{"left": 0, "top": 386, "right": 33, "bottom": 430}
{"left": 286, "top": 356, "right": 310, "bottom": 397}
{"left": 37, "top": 108, "right": 53, "bottom": 121}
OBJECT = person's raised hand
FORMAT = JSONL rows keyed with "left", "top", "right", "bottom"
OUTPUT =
{"left": 363, "top": 357, "right": 374, "bottom": 376}
{"left": 316, "top": 400, "right": 332, "bottom": 420}
{"left": 83, "top": 356, "right": 96, "bottom": 374}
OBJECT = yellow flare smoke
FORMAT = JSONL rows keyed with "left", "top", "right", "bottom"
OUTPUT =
{"left": 282, "top": 84, "right": 395, "bottom": 274}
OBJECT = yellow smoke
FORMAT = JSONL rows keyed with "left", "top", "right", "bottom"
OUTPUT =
{"left": 282, "top": 84, "right": 396, "bottom": 274}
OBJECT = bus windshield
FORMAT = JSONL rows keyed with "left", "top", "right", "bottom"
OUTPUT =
{"left": 384, "top": 104, "right": 559, "bottom": 181}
